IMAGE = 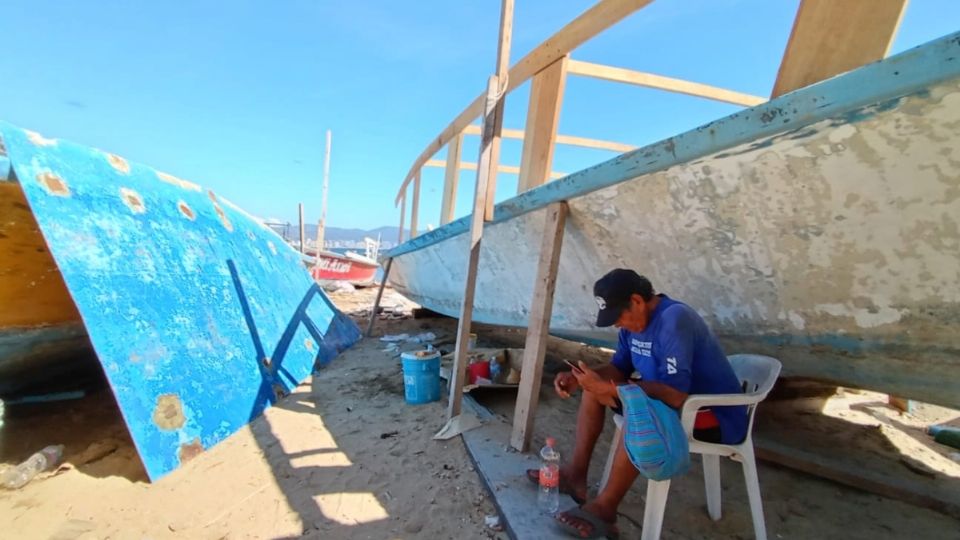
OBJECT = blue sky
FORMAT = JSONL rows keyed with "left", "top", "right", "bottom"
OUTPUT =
{"left": 2, "top": 1, "right": 958, "bottom": 231}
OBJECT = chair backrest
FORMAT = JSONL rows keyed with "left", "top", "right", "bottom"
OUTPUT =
{"left": 727, "top": 354, "right": 782, "bottom": 436}
{"left": 728, "top": 354, "right": 782, "bottom": 397}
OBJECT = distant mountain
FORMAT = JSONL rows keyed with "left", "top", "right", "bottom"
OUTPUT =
{"left": 272, "top": 223, "right": 407, "bottom": 249}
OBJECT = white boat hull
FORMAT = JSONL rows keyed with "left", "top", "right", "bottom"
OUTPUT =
{"left": 387, "top": 35, "right": 960, "bottom": 408}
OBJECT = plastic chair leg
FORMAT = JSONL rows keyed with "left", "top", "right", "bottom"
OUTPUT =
{"left": 703, "top": 454, "right": 722, "bottom": 521}
{"left": 598, "top": 423, "right": 622, "bottom": 491}
{"left": 641, "top": 479, "right": 670, "bottom": 540}
{"left": 739, "top": 444, "right": 767, "bottom": 540}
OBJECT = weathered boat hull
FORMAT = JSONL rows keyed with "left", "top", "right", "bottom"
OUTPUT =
{"left": 0, "top": 122, "right": 361, "bottom": 479}
{"left": 386, "top": 33, "right": 960, "bottom": 409}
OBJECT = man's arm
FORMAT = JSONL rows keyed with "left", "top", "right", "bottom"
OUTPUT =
{"left": 635, "top": 380, "right": 688, "bottom": 409}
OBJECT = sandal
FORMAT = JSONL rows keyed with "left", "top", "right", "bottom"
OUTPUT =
{"left": 525, "top": 468, "right": 586, "bottom": 505}
{"left": 554, "top": 506, "right": 620, "bottom": 539}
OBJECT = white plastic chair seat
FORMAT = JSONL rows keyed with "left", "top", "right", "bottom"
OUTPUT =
{"left": 599, "top": 354, "right": 782, "bottom": 540}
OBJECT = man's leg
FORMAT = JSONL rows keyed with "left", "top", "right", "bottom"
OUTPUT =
{"left": 562, "top": 390, "right": 608, "bottom": 500}
{"left": 586, "top": 428, "right": 638, "bottom": 521}
{"left": 557, "top": 428, "right": 638, "bottom": 535}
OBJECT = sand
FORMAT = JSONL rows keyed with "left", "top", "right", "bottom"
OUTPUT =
{"left": 1, "top": 285, "right": 958, "bottom": 539}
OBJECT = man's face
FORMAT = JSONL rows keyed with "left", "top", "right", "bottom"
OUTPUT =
{"left": 614, "top": 294, "right": 649, "bottom": 333}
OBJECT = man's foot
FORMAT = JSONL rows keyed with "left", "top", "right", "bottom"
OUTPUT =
{"left": 525, "top": 466, "right": 588, "bottom": 504}
{"left": 554, "top": 504, "right": 619, "bottom": 539}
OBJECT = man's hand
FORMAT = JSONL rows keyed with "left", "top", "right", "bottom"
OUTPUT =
{"left": 571, "top": 361, "right": 619, "bottom": 408}
{"left": 554, "top": 371, "right": 580, "bottom": 398}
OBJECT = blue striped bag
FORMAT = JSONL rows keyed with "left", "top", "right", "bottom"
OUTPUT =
{"left": 617, "top": 384, "right": 690, "bottom": 481}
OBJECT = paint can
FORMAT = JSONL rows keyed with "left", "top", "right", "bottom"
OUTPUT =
{"left": 401, "top": 350, "right": 441, "bottom": 405}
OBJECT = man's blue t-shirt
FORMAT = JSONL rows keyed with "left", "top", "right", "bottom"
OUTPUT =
{"left": 611, "top": 295, "right": 747, "bottom": 444}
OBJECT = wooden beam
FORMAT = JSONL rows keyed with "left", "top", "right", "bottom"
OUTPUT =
{"left": 397, "top": 193, "right": 405, "bottom": 245}
{"left": 410, "top": 171, "right": 421, "bottom": 238}
{"left": 395, "top": 0, "right": 652, "bottom": 204}
{"left": 555, "top": 134, "right": 635, "bottom": 153}
{"left": 366, "top": 258, "right": 393, "bottom": 337}
{"left": 566, "top": 59, "right": 766, "bottom": 107}
{"left": 511, "top": 202, "right": 568, "bottom": 451}
{"left": 448, "top": 0, "right": 515, "bottom": 421}
{"left": 518, "top": 56, "right": 568, "bottom": 194}
{"left": 426, "top": 159, "right": 565, "bottom": 179}
{"left": 771, "top": 0, "right": 908, "bottom": 97}
{"left": 464, "top": 124, "right": 636, "bottom": 153}
{"left": 441, "top": 134, "right": 463, "bottom": 225}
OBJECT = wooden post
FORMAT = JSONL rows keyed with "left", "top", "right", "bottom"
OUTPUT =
{"left": 316, "top": 130, "right": 331, "bottom": 252}
{"left": 771, "top": 0, "right": 907, "bottom": 97}
{"left": 410, "top": 170, "right": 421, "bottom": 238}
{"left": 511, "top": 202, "right": 568, "bottom": 451}
{"left": 482, "top": 0, "right": 513, "bottom": 222}
{"left": 398, "top": 193, "right": 406, "bottom": 245}
{"left": 448, "top": 0, "right": 514, "bottom": 421}
{"left": 366, "top": 258, "right": 393, "bottom": 337}
{"left": 298, "top": 203, "right": 305, "bottom": 254}
{"left": 517, "top": 55, "right": 568, "bottom": 194}
{"left": 441, "top": 134, "right": 463, "bottom": 225}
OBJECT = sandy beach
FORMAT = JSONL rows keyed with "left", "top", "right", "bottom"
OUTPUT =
{"left": 1, "top": 286, "right": 958, "bottom": 539}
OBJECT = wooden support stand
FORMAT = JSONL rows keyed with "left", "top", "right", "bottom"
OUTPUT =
{"left": 772, "top": 0, "right": 907, "bottom": 97}
{"left": 366, "top": 257, "right": 393, "bottom": 337}
{"left": 397, "top": 194, "right": 406, "bottom": 245}
{"left": 410, "top": 171, "right": 421, "bottom": 238}
{"left": 511, "top": 201, "right": 568, "bottom": 451}
{"left": 448, "top": 0, "right": 514, "bottom": 421}
{"left": 517, "top": 56, "right": 568, "bottom": 194}
{"left": 440, "top": 134, "right": 463, "bottom": 225}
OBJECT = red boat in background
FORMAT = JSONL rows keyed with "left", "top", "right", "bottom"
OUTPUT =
{"left": 309, "top": 248, "right": 379, "bottom": 287}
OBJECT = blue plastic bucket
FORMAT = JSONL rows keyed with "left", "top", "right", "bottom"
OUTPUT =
{"left": 400, "top": 351, "right": 440, "bottom": 405}
{"left": 401, "top": 350, "right": 441, "bottom": 405}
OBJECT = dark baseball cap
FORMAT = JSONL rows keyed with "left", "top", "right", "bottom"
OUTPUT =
{"left": 593, "top": 269, "right": 653, "bottom": 327}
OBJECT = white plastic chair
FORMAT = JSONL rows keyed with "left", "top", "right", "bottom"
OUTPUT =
{"left": 599, "top": 354, "right": 782, "bottom": 540}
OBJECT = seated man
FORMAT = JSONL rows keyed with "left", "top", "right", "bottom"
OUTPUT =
{"left": 543, "top": 269, "right": 747, "bottom": 538}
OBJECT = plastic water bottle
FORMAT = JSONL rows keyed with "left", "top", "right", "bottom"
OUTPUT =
{"left": 538, "top": 437, "right": 560, "bottom": 514}
{"left": 1, "top": 445, "right": 64, "bottom": 489}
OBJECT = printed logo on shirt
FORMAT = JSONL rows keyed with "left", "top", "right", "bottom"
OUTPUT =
{"left": 631, "top": 339, "right": 652, "bottom": 357}
{"left": 666, "top": 356, "right": 678, "bottom": 375}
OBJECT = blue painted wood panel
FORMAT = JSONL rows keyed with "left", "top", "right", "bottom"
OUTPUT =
{"left": 0, "top": 122, "right": 361, "bottom": 480}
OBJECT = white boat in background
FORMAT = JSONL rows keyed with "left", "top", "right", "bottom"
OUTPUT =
{"left": 383, "top": 2, "right": 960, "bottom": 410}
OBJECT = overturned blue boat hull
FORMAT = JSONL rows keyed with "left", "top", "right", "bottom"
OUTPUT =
{"left": 0, "top": 123, "right": 361, "bottom": 480}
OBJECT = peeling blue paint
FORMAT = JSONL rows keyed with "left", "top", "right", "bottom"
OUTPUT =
{"left": 386, "top": 31, "right": 960, "bottom": 259}
{"left": 0, "top": 122, "right": 361, "bottom": 480}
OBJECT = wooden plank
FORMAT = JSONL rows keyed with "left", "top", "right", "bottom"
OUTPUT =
{"left": 449, "top": 0, "right": 514, "bottom": 421}
{"left": 426, "top": 159, "right": 566, "bottom": 179}
{"left": 771, "top": 0, "right": 907, "bottom": 97}
{"left": 464, "top": 123, "right": 636, "bottom": 153}
{"left": 441, "top": 134, "right": 463, "bottom": 225}
{"left": 463, "top": 418, "right": 571, "bottom": 539}
{"left": 566, "top": 59, "right": 766, "bottom": 107}
{"left": 511, "top": 202, "right": 568, "bottom": 451}
{"left": 555, "top": 133, "right": 635, "bottom": 153}
{"left": 518, "top": 56, "right": 569, "bottom": 194}
{"left": 395, "top": 0, "right": 652, "bottom": 204}
{"left": 410, "top": 171, "right": 421, "bottom": 238}
{"left": 366, "top": 258, "right": 393, "bottom": 337}
{"left": 397, "top": 193, "right": 405, "bottom": 245}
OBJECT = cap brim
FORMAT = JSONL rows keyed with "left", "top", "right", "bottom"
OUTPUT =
{"left": 595, "top": 306, "right": 621, "bottom": 327}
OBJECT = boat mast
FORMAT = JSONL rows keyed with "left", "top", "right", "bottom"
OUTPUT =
{"left": 316, "top": 130, "right": 331, "bottom": 256}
